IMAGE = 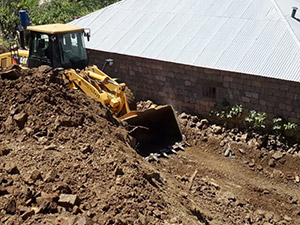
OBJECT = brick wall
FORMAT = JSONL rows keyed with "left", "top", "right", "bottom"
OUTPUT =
{"left": 87, "top": 49, "right": 300, "bottom": 123}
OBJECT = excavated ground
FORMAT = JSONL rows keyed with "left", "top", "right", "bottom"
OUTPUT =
{"left": 0, "top": 66, "right": 300, "bottom": 225}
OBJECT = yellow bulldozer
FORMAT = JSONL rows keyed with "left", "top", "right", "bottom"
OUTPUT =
{"left": 0, "top": 16, "right": 182, "bottom": 153}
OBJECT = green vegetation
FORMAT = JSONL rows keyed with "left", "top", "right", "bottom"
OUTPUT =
{"left": 245, "top": 110, "right": 267, "bottom": 131}
{"left": 273, "top": 117, "right": 298, "bottom": 140}
{"left": 0, "top": 0, "right": 118, "bottom": 42}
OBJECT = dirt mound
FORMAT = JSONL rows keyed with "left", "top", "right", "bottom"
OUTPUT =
{"left": 0, "top": 66, "right": 204, "bottom": 224}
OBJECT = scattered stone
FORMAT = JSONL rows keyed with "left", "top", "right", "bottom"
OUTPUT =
{"left": 21, "top": 208, "right": 35, "bottom": 220}
{"left": 58, "top": 194, "right": 80, "bottom": 209}
{"left": 198, "top": 119, "right": 209, "bottom": 129}
{"left": 257, "top": 165, "right": 263, "bottom": 171}
{"left": 295, "top": 175, "right": 300, "bottom": 183}
{"left": 30, "top": 170, "right": 42, "bottom": 181}
{"left": 44, "top": 169, "right": 57, "bottom": 182}
{"left": 5, "top": 162, "right": 20, "bottom": 174}
{"left": 0, "top": 186, "right": 8, "bottom": 196}
{"left": 13, "top": 112, "right": 28, "bottom": 129}
{"left": 4, "top": 198, "right": 16, "bottom": 214}
{"left": 54, "top": 183, "right": 72, "bottom": 194}
{"left": 272, "top": 152, "right": 285, "bottom": 160}
{"left": 44, "top": 144, "right": 57, "bottom": 151}
{"left": 179, "top": 112, "right": 188, "bottom": 120}
{"left": 224, "top": 147, "right": 232, "bottom": 157}
{"left": 80, "top": 144, "right": 92, "bottom": 154}
{"left": 114, "top": 167, "right": 124, "bottom": 176}
{"left": 220, "top": 140, "right": 226, "bottom": 147}
{"left": 221, "top": 191, "right": 236, "bottom": 201}
{"left": 0, "top": 148, "right": 11, "bottom": 156}
{"left": 239, "top": 148, "right": 245, "bottom": 154}
{"left": 202, "top": 137, "right": 208, "bottom": 142}
{"left": 268, "top": 158, "right": 276, "bottom": 168}
{"left": 249, "top": 159, "right": 255, "bottom": 168}
{"left": 211, "top": 125, "right": 222, "bottom": 134}
{"left": 283, "top": 215, "right": 292, "bottom": 222}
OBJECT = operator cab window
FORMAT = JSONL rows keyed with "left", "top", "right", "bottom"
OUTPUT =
{"left": 31, "top": 33, "right": 50, "bottom": 58}
{"left": 58, "top": 31, "right": 87, "bottom": 67}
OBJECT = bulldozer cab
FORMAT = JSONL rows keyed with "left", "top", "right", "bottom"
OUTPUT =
{"left": 27, "top": 24, "right": 89, "bottom": 69}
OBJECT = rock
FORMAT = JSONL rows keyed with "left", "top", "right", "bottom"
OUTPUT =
{"left": 221, "top": 191, "right": 236, "bottom": 201}
{"left": 24, "top": 127, "right": 33, "bottom": 135}
{"left": 44, "top": 169, "right": 57, "bottom": 182}
{"left": 0, "top": 148, "right": 11, "bottom": 156}
{"left": 58, "top": 194, "right": 80, "bottom": 209}
{"left": 55, "top": 183, "right": 72, "bottom": 194}
{"left": 268, "top": 158, "right": 276, "bottom": 168}
{"left": 283, "top": 215, "right": 292, "bottom": 222}
{"left": 295, "top": 175, "right": 300, "bottom": 183}
{"left": 21, "top": 208, "right": 35, "bottom": 220}
{"left": 211, "top": 125, "right": 222, "bottom": 134}
{"left": 239, "top": 148, "right": 245, "bottom": 154}
{"left": 241, "top": 133, "right": 248, "bottom": 142}
{"left": 197, "top": 119, "right": 209, "bottom": 129}
{"left": 5, "top": 162, "right": 20, "bottom": 174}
{"left": 220, "top": 140, "right": 226, "bottom": 147}
{"left": 272, "top": 152, "right": 285, "bottom": 160}
{"left": 0, "top": 186, "right": 8, "bottom": 196}
{"left": 36, "top": 194, "right": 58, "bottom": 213}
{"left": 202, "top": 137, "right": 208, "bottom": 142}
{"left": 80, "top": 144, "right": 92, "bottom": 154}
{"left": 224, "top": 147, "right": 232, "bottom": 157}
{"left": 179, "top": 112, "right": 188, "bottom": 120}
{"left": 5, "top": 198, "right": 16, "bottom": 214}
{"left": 249, "top": 159, "right": 255, "bottom": 168}
{"left": 191, "top": 116, "right": 198, "bottom": 123}
{"left": 114, "top": 167, "right": 124, "bottom": 176}
{"left": 13, "top": 112, "right": 28, "bottom": 129}
{"left": 44, "top": 144, "right": 57, "bottom": 151}
{"left": 257, "top": 165, "right": 263, "bottom": 171}
{"left": 30, "top": 170, "right": 42, "bottom": 181}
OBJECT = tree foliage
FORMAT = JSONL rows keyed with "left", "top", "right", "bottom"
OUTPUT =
{"left": 0, "top": 0, "right": 118, "bottom": 41}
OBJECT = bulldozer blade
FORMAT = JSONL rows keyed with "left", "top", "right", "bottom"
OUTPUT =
{"left": 120, "top": 105, "right": 182, "bottom": 152}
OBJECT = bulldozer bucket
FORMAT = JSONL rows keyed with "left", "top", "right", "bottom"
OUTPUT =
{"left": 120, "top": 105, "right": 182, "bottom": 151}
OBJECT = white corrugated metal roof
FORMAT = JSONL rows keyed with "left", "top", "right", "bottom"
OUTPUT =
{"left": 70, "top": 0, "right": 300, "bottom": 82}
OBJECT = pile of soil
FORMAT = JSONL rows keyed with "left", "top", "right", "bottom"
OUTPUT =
{"left": 0, "top": 66, "right": 204, "bottom": 224}
{"left": 1, "top": 66, "right": 300, "bottom": 225}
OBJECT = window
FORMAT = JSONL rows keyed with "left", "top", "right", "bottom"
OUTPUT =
{"left": 58, "top": 31, "right": 87, "bottom": 66}
{"left": 31, "top": 33, "right": 50, "bottom": 58}
{"left": 203, "top": 86, "right": 216, "bottom": 98}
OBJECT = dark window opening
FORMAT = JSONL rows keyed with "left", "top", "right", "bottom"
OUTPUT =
{"left": 203, "top": 86, "right": 216, "bottom": 98}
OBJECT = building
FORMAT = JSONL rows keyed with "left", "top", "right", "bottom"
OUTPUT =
{"left": 70, "top": 0, "right": 300, "bottom": 122}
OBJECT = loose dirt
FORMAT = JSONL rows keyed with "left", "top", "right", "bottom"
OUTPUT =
{"left": 0, "top": 66, "right": 300, "bottom": 224}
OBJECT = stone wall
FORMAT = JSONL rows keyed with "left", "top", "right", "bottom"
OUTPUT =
{"left": 87, "top": 49, "right": 300, "bottom": 123}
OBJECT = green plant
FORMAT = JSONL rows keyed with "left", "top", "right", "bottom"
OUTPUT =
{"left": 245, "top": 110, "right": 267, "bottom": 130}
{"left": 210, "top": 104, "right": 243, "bottom": 119}
{"left": 273, "top": 117, "right": 298, "bottom": 139}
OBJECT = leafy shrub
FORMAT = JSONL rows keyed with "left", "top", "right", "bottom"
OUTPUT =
{"left": 245, "top": 110, "right": 267, "bottom": 130}
{"left": 273, "top": 117, "right": 298, "bottom": 139}
{"left": 210, "top": 104, "right": 243, "bottom": 119}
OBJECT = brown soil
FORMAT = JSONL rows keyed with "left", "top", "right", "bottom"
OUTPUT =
{"left": 0, "top": 66, "right": 300, "bottom": 225}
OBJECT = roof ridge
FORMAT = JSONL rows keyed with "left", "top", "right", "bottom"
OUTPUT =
{"left": 269, "top": 0, "right": 300, "bottom": 48}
